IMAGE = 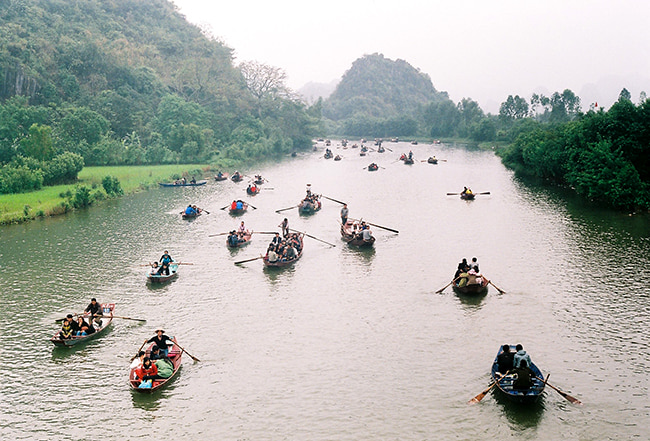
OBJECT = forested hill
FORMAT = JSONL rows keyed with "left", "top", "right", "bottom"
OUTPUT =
{"left": 0, "top": 0, "right": 317, "bottom": 172}
{"left": 322, "top": 53, "right": 448, "bottom": 121}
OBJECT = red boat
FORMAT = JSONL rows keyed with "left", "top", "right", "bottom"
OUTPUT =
{"left": 129, "top": 339, "right": 182, "bottom": 393}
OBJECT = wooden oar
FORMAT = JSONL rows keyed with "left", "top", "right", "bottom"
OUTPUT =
{"left": 174, "top": 341, "right": 200, "bottom": 362}
{"left": 469, "top": 371, "right": 509, "bottom": 404}
{"left": 487, "top": 279, "right": 505, "bottom": 294}
{"left": 289, "top": 229, "right": 336, "bottom": 247}
{"left": 109, "top": 315, "right": 147, "bottom": 322}
{"left": 365, "top": 221, "right": 398, "bottom": 234}
{"left": 247, "top": 203, "right": 258, "bottom": 210}
{"left": 321, "top": 195, "right": 346, "bottom": 205}
{"left": 208, "top": 232, "right": 229, "bottom": 237}
{"left": 176, "top": 262, "right": 194, "bottom": 265}
{"left": 446, "top": 192, "right": 461, "bottom": 195}
{"left": 275, "top": 205, "right": 297, "bottom": 213}
{"left": 201, "top": 209, "right": 210, "bottom": 214}
{"left": 435, "top": 277, "right": 459, "bottom": 294}
{"left": 537, "top": 377, "right": 582, "bottom": 405}
{"left": 130, "top": 340, "right": 148, "bottom": 362}
{"left": 255, "top": 231, "right": 279, "bottom": 235}
{"left": 234, "top": 255, "right": 264, "bottom": 265}
{"left": 263, "top": 187, "right": 274, "bottom": 190}
{"left": 220, "top": 205, "right": 230, "bottom": 210}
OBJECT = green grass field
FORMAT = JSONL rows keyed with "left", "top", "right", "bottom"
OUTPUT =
{"left": 0, "top": 164, "right": 211, "bottom": 224}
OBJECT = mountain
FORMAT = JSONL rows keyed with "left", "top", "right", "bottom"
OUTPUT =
{"left": 298, "top": 79, "right": 339, "bottom": 105}
{"left": 322, "top": 53, "right": 448, "bottom": 121}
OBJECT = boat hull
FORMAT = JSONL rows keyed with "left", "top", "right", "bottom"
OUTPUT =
{"left": 263, "top": 235, "right": 304, "bottom": 267}
{"left": 340, "top": 221, "right": 375, "bottom": 247}
{"left": 452, "top": 280, "right": 488, "bottom": 296}
{"left": 159, "top": 180, "right": 207, "bottom": 187}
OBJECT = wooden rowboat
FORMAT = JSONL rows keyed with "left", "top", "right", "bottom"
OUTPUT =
{"left": 367, "top": 163, "right": 379, "bottom": 171}
{"left": 129, "top": 339, "right": 182, "bottom": 393}
{"left": 227, "top": 231, "right": 252, "bottom": 248}
{"left": 231, "top": 173, "right": 243, "bottom": 182}
{"left": 246, "top": 186, "right": 260, "bottom": 195}
{"left": 147, "top": 262, "right": 179, "bottom": 283}
{"left": 403, "top": 157, "right": 415, "bottom": 165}
{"left": 460, "top": 193, "right": 476, "bottom": 200}
{"left": 340, "top": 220, "right": 375, "bottom": 247}
{"left": 263, "top": 234, "right": 304, "bottom": 267}
{"left": 427, "top": 157, "right": 438, "bottom": 164}
{"left": 50, "top": 303, "right": 115, "bottom": 347}
{"left": 159, "top": 180, "right": 207, "bottom": 187}
{"left": 181, "top": 210, "right": 201, "bottom": 220}
{"left": 214, "top": 174, "right": 228, "bottom": 181}
{"left": 298, "top": 198, "right": 321, "bottom": 215}
{"left": 491, "top": 345, "right": 546, "bottom": 404}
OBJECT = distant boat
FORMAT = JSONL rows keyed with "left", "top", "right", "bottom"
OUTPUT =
{"left": 147, "top": 262, "right": 179, "bottom": 284}
{"left": 50, "top": 303, "right": 115, "bottom": 347}
{"left": 159, "top": 180, "right": 207, "bottom": 187}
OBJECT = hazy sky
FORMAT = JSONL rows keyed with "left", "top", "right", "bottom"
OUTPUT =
{"left": 171, "top": 0, "right": 649, "bottom": 113}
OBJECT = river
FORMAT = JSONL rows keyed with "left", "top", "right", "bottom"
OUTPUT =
{"left": 1, "top": 141, "right": 649, "bottom": 440}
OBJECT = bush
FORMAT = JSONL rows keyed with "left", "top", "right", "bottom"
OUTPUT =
{"left": 72, "top": 185, "right": 92, "bottom": 208}
{"left": 0, "top": 164, "right": 44, "bottom": 194}
{"left": 102, "top": 175, "right": 123, "bottom": 196}
{"left": 42, "top": 152, "right": 85, "bottom": 185}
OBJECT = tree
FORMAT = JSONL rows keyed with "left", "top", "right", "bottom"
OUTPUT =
{"left": 618, "top": 88, "right": 632, "bottom": 102}
{"left": 500, "top": 95, "right": 529, "bottom": 121}
{"left": 20, "top": 123, "right": 54, "bottom": 161}
{"left": 239, "top": 61, "right": 290, "bottom": 117}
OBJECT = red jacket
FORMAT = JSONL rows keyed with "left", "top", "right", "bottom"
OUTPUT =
{"left": 136, "top": 362, "right": 158, "bottom": 379}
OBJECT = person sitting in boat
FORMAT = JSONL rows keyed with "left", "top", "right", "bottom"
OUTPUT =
{"left": 469, "top": 257, "right": 479, "bottom": 272}
{"left": 157, "top": 261, "right": 171, "bottom": 276}
{"left": 149, "top": 345, "right": 168, "bottom": 361}
{"left": 84, "top": 298, "right": 104, "bottom": 327}
{"left": 285, "top": 243, "right": 297, "bottom": 261}
{"left": 159, "top": 250, "right": 173, "bottom": 275}
{"left": 76, "top": 316, "right": 95, "bottom": 336}
{"left": 236, "top": 200, "right": 244, "bottom": 210}
{"left": 149, "top": 262, "right": 159, "bottom": 275}
{"left": 181, "top": 177, "right": 187, "bottom": 184}
{"left": 216, "top": 171, "right": 223, "bottom": 178}
{"left": 496, "top": 344, "right": 515, "bottom": 374}
{"left": 145, "top": 329, "right": 174, "bottom": 357}
{"left": 267, "top": 245, "right": 279, "bottom": 263}
{"left": 185, "top": 204, "right": 196, "bottom": 216}
{"left": 58, "top": 314, "right": 76, "bottom": 340}
{"left": 361, "top": 225, "right": 373, "bottom": 241}
{"left": 135, "top": 357, "right": 160, "bottom": 387}
{"left": 227, "top": 231, "right": 239, "bottom": 247}
{"left": 271, "top": 232, "right": 282, "bottom": 246}
{"left": 512, "top": 359, "right": 534, "bottom": 390}
{"left": 130, "top": 351, "right": 146, "bottom": 369}
{"left": 455, "top": 258, "right": 469, "bottom": 279}
{"left": 465, "top": 188, "right": 473, "bottom": 196}
{"left": 190, "top": 176, "right": 196, "bottom": 184}
{"left": 192, "top": 205, "right": 201, "bottom": 214}
{"left": 461, "top": 187, "right": 468, "bottom": 195}
{"left": 513, "top": 344, "right": 532, "bottom": 369}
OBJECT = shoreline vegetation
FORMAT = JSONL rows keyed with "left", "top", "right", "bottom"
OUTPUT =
{"left": 0, "top": 164, "right": 212, "bottom": 225}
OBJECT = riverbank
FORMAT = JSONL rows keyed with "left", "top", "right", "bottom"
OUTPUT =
{"left": 0, "top": 164, "right": 211, "bottom": 225}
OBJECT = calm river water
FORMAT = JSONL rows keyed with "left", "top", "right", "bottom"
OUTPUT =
{"left": 1, "top": 141, "right": 649, "bottom": 440}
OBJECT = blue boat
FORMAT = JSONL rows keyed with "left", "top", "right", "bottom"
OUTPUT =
{"left": 491, "top": 345, "right": 546, "bottom": 404}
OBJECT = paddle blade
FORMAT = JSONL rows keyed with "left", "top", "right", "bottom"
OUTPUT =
{"left": 468, "top": 382, "right": 495, "bottom": 404}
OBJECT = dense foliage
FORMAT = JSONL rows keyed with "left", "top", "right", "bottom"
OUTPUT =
{"left": 0, "top": 0, "right": 318, "bottom": 193}
{"left": 500, "top": 96, "right": 650, "bottom": 210}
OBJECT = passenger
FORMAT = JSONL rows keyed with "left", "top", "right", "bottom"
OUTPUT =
{"left": 185, "top": 204, "right": 196, "bottom": 216}
{"left": 190, "top": 176, "right": 196, "bottom": 184}
{"left": 58, "top": 314, "right": 75, "bottom": 340}
{"left": 271, "top": 232, "right": 282, "bottom": 246}
{"left": 362, "top": 225, "right": 373, "bottom": 241}
{"left": 496, "top": 344, "right": 514, "bottom": 374}
{"left": 469, "top": 257, "right": 479, "bottom": 272}
{"left": 230, "top": 200, "right": 237, "bottom": 210}
{"left": 181, "top": 177, "right": 186, "bottom": 184}
{"left": 513, "top": 344, "right": 532, "bottom": 369}
{"left": 145, "top": 329, "right": 174, "bottom": 357}
{"left": 193, "top": 205, "right": 201, "bottom": 214}
{"left": 239, "top": 221, "right": 246, "bottom": 233}
{"left": 461, "top": 186, "right": 468, "bottom": 195}
{"left": 228, "top": 231, "right": 239, "bottom": 247}
{"left": 157, "top": 261, "right": 170, "bottom": 276}
{"left": 408, "top": 150, "right": 413, "bottom": 160}
{"left": 285, "top": 244, "right": 297, "bottom": 260}
{"left": 149, "top": 262, "right": 159, "bottom": 275}
{"left": 466, "top": 188, "right": 474, "bottom": 195}
{"left": 216, "top": 171, "right": 223, "bottom": 178}
{"left": 76, "top": 316, "right": 95, "bottom": 336}
{"left": 236, "top": 200, "right": 243, "bottom": 210}
{"left": 454, "top": 258, "right": 469, "bottom": 280}
{"left": 135, "top": 357, "right": 160, "bottom": 386}
{"left": 267, "top": 246, "right": 278, "bottom": 263}
{"left": 84, "top": 297, "right": 103, "bottom": 327}
{"left": 149, "top": 345, "right": 164, "bottom": 360}
{"left": 512, "top": 359, "right": 534, "bottom": 389}
{"left": 130, "top": 350, "right": 146, "bottom": 369}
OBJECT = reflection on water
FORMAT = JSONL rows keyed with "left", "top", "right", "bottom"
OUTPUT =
{"left": 493, "top": 390, "right": 546, "bottom": 429}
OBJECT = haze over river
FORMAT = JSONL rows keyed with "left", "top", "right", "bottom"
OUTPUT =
{"left": 1, "top": 141, "right": 649, "bottom": 440}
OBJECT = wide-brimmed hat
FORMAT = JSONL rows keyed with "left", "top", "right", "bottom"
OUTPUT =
{"left": 155, "top": 329, "right": 164, "bottom": 333}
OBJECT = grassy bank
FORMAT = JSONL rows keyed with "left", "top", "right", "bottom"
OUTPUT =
{"left": 0, "top": 164, "right": 211, "bottom": 225}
